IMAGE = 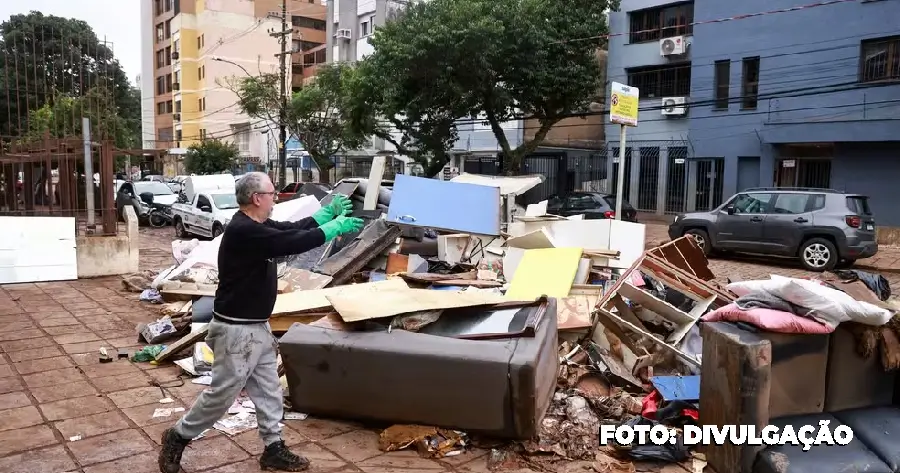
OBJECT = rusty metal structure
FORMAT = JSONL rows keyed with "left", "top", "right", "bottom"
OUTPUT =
{"left": 0, "top": 13, "right": 157, "bottom": 236}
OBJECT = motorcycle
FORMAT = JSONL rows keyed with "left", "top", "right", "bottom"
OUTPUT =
{"left": 139, "top": 192, "right": 174, "bottom": 228}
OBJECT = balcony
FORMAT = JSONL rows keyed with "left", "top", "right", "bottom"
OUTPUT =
{"left": 293, "top": 26, "right": 326, "bottom": 45}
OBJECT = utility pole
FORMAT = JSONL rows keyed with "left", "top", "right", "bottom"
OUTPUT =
{"left": 277, "top": 0, "right": 288, "bottom": 188}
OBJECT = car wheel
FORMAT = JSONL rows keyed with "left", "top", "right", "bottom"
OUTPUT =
{"left": 212, "top": 224, "right": 224, "bottom": 238}
{"left": 174, "top": 218, "right": 188, "bottom": 238}
{"left": 684, "top": 229, "right": 711, "bottom": 256}
{"left": 799, "top": 238, "right": 838, "bottom": 272}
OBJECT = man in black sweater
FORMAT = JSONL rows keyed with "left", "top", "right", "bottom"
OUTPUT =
{"left": 159, "top": 172, "right": 363, "bottom": 473}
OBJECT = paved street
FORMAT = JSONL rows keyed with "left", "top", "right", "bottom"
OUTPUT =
{"left": 2, "top": 223, "right": 899, "bottom": 473}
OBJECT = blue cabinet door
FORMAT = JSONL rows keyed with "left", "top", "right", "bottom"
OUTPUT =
{"left": 387, "top": 175, "right": 501, "bottom": 235}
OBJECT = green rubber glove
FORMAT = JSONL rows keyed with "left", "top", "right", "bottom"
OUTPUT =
{"left": 320, "top": 216, "right": 365, "bottom": 241}
{"left": 312, "top": 194, "right": 354, "bottom": 225}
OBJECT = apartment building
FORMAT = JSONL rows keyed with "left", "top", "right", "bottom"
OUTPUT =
{"left": 140, "top": 0, "right": 328, "bottom": 175}
{"left": 688, "top": 0, "right": 900, "bottom": 226}
{"left": 606, "top": 0, "right": 695, "bottom": 216}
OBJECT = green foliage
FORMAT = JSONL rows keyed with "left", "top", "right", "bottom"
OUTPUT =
{"left": 183, "top": 139, "right": 240, "bottom": 175}
{"left": 357, "top": 0, "right": 614, "bottom": 174}
{"left": 231, "top": 64, "right": 366, "bottom": 179}
{"left": 0, "top": 11, "right": 140, "bottom": 148}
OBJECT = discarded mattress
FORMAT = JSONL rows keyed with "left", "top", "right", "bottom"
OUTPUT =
{"left": 279, "top": 298, "right": 560, "bottom": 439}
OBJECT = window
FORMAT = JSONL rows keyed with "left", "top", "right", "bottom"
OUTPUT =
{"left": 156, "top": 76, "right": 165, "bottom": 94}
{"left": 198, "top": 97, "right": 206, "bottom": 111}
{"left": 772, "top": 194, "right": 810, "bottom": 214}
{"left": 156, "top": 102, "right": 166, "bottom": 115}
{"left": 164, "top": 20, "right": 171, "bottom": 39}
{"left": 565, "top": 194, "right": 597, "bottom": 211}
{"left": 156, "top": 23, "right": 165, "bottom": 43}
{"left": 197, "top": 34, "right": 204, "bottom": 49}
{"left": 175, "top": 100, "right": 181, "bottom": 113}
{"left": 156, "top": 49, "right": 166, "bottom": 68}
{"left": 165, "top": 46, "right": 172, "bottom": 66}
{"left": 627, "top": 64, "right": 691, "bottom": 98}
{"left": 846, "top": 196, "right": 872, "bottom": 215}
{"left": 197, "top": 195, "right": 212, "bottom": 211}
{"left": 165, "top": 100, "right": 173, "bottom": 113}
{"left": 741, "top": 57, "right": 760, "bottom": 110}
{"left": 713, "top": 60, "right": 730, "bottom": 109}
{"left": 629, "top": 2, "right": 694, "bottom": 43}
{"left": 158, "top": 127, "right": 173, "bottom": 142}
{"left": 359, "top": 19, "right": 370, "bottom": 37}
{"left": 200, "top": 129, "right": 207, "bottom": 139}
{"left": 730, "top": 192, "right": 773, "bottom": 214}
{"left": 155, "top": 0, "right": 163, "bottom": 16}
{"left": 165, "top": 73, "right": 173, "bottom": 92}
{"left": 292, "top": 16, "right": 326, "bottom": 30}
{"left": 860, "top": 36, "right": 900, "bottom": 83}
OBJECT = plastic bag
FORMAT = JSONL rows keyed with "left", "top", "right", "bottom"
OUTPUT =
{"left": 131, "top": 345, "right": 165, "bottom": 362}
{"left": 612, "top": 416, "right": 689, "bottom": 462}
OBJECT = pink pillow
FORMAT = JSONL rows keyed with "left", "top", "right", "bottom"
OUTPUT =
{"left": 702, "top": 303, "right": 834, "bottom": 334}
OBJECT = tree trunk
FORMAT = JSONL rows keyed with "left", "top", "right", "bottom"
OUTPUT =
{"left": 310, "top": 154, "right": 335, "bottom": 183}
{"left": 422, "top": 154, "right": 450, "bottom": 178}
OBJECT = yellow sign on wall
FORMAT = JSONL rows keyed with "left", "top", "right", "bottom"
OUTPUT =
{"left": 609, "top": 82, "right": 639, "bottom": 127}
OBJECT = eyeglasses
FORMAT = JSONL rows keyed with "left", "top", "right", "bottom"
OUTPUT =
{"left": 254, "top": 191, "right": 277, "bottom": 197}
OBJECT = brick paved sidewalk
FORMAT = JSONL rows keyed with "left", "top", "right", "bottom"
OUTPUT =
{"left": 0, "top": 280, "right": 509, "bottom": 473}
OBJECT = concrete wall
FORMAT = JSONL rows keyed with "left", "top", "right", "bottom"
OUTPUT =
{"left": 76, "top": 207, "right": 140, "bottom": 278}
{"left": 688, "top": 0, "right": 900, "bottom": 200}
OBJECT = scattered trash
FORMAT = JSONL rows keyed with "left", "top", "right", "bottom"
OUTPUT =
{"left": 283, "top": 411, "right": 308, "bottom": 421}
{"left": 378, "top": 424, "right": 468, "bottom": 458}
{"left": 159, "top": 397, "right": 174, "bottom": 404}
{"left": 130, "top": 345, "right": 165, "bottom": 362}
{"left": 214, "top": 412, "right": 258, "bottom": 436}
{"left": 68, "top": 435, "right": 82, "bottom": 442}
{"left": 153, "top": 407, "right": 185, "bottom": 418}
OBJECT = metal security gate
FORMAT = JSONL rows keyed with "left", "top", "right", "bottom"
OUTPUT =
{"left": 610, "top": 147, "right": 633, "bottom": 200}
{"left": 567, "top": 153, "right": 607, "bottom": 193}
{"left": 463, "top": 156, "right": 500, "bottom": 175}
{"left": 695, "top": 158, "right": 725, "bottom": 211}
{"left": 636, "top": 147, "right": 660, "bottom": 211}
{"left": 775, "top": 158, "right": 832, "bottom": 188}
{"left": 522, "top": 154, "right": 561, "bottom": 203}
{"left": 666, "top": 146, "right": 688, "bottom": 213}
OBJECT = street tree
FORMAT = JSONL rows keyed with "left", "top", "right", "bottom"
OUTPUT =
{"left": 345, "top": 61, "right": 460, "bottom": 178}
{"left": 231, "top": 64, "right": 366, "bottom": 182}
{"left": 183, "top": 139, "right": 240, "bottom": 175}
{"left": 0, "top": 12, "right": 140, "bottom": 147}
{"left": 360, "top": 0, "right": 614, "bottom": 174}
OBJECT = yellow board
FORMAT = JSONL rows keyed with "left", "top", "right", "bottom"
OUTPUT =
{"left": 505, "top": 247, "right": 583, "bottom": 300}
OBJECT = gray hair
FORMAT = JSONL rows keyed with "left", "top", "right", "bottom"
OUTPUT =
{"left": 235, "top": 172, "right": 271, "bottom": 206}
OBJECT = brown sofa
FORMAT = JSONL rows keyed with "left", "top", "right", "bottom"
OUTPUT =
{"left": 279, "top": 298, "right": 559, "bottom": 439}
{"left": 700, "top": 321, "right": 900, "bottom": 473}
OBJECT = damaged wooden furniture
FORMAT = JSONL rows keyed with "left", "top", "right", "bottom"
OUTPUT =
{"left": 589, "top": 236, "right": 732, "bottom": 371}
{"left": 701, "top": 322, "right": 900, "bottom": 473}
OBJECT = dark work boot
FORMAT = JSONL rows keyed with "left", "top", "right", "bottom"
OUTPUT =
{"left": 158, "top": 427, "right": 191, "bottom": 473}
{"left": 259, "top": 441, "right": 310, "bottom": 471}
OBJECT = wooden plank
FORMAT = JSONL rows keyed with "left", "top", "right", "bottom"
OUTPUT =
{"left": 364, "top": 156, "right": 386, "bottom": 210}
{"left": 273, "top": 278, "right": 408, "bottom": 315}
{"left": 505, "top": 247, "right": 583, "bottom": 300}
{"left": 155, "top": 326, "right": 209, "bottom": 362}
{"left": 270, "top": 314, "right": 327, "bottom": 333}
{"left": 326, "top": 287, "right": 525, "bottom": 322}
{"left": 279, "top": 268, "right": 332, "bottom": 291}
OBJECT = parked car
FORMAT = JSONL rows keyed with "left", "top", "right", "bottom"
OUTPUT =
{"left": 668, "top": 187, "right": 877, "bottom": 272}
{"left": 545, "top": 192, "right": 638, "bottom": 222}
{"left": 116, "top": 181, "right": 178, "bottom": 223}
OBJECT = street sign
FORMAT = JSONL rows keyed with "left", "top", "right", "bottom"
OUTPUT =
{"left": 610, "top": 82, "right": 639, "bottom": 127}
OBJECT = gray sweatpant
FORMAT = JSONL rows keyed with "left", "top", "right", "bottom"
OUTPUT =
{"left": 174, "top": 318, "right": 284, "bottom": 445}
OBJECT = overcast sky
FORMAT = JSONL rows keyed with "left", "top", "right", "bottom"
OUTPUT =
{"left": 0, "top": 0, "right": 142, "bottom": 85}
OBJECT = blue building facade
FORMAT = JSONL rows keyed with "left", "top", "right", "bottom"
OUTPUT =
{"left": 688, "top": 0, "right": 900, "bottom": 224}
{"left": 608, "top": 0, "right": 900, "bottom": 223}
{"left": 606, "top": 0, "right": 698, "bottom": 215}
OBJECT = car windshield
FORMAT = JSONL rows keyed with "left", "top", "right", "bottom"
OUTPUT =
{"left": 212, "top": 193, "right": 238, "bottom": 209}
{"left": 134, "top": 182, "right": 174, "bottom": 195}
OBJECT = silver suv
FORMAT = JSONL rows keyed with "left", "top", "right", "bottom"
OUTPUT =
{"left": 668, "top": 187, "right": 877, "bottom": 272}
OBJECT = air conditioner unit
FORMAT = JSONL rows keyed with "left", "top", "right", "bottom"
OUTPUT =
{"left": 173, "top": 82, "right": 181, "bottom": 91}
{"left": 335, "top": 29, "right": 352, "bottom": 39}
{"left": 661, "top": 97, "right": 687, "bottom": 116}
{"left": 171, "top": 51, "right": 179, "bottom": 60}
{"left": 173, "top": 113, "right": 182, "bottom": 121}
{"left": 659, "top": 36, "right": 686, "bottom": 56}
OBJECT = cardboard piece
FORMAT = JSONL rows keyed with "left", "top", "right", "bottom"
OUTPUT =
{"left": 326, "top": 287, "right": 521, "bottom": 322}
{"left": 272, "top": 278, "right": 409, "bottom": 315}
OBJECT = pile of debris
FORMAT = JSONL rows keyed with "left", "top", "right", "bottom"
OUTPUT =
{"left": 119, "top": 167, "right": 897, "bottom": 472}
